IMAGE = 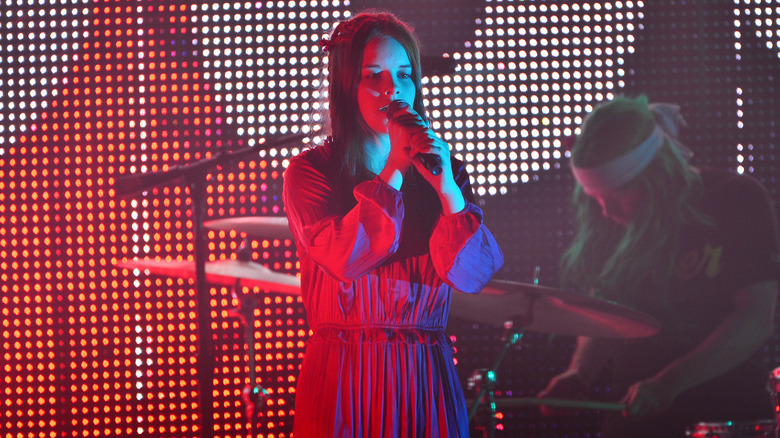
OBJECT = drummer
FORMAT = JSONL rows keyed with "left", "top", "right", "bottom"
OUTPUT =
{"left": 538, "top": 96, "right": 779, "bottom": 437}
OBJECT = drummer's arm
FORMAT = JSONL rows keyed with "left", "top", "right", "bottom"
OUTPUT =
{"left": 567, "top": 336, "right": 617, "bottom": 387}
{"left": 538, "top": 283, "right": 618, "bottom": 401}
{"left": 654, "top": 281, "right": 776, "bottom": 394}
{"left": 624, "top": 280, "right": 778, "bottom": 417}
{"left": 558, "top": 285, "right": 619, "bottom": 388}
{"left": 538, "top": 336, "right": 616, "bottom": 401}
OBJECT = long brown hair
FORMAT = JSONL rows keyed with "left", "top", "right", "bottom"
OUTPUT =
{"left": 560, "top": 96, "right": 712, "bottom": 305}
{"left": 321, "top": 11, "right": 426, "bottom": 183}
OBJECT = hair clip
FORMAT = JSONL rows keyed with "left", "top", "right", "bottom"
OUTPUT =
{"left": 319, "top": 37, "right": 330, "bottom": 53}
{"left": 561, "top": 134, "right": 577, "bottom": 152}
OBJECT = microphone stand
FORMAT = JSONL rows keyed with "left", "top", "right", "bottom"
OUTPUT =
{"left": 115, "top": 133, "right": 305, "bottom": 438}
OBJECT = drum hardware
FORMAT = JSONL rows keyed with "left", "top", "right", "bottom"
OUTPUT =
{"left": 459, "top": 267, "right": 660, "bottom": 438}
{"left": 229, "top": 283, "right": 269, "bottom": 437}
{"left": 450, "top": 279, "right": 661, "bottom": 339}
{"left": 769, "top": 366, "right": 780, "bottom": 438}
{"left": 114, "top": 257, "right": 301, "bottom": 296}
{"left": 228, "top": 239, "right": 277, "bottom": 435}
{"left": 466, "top": 329, "right": 522, "bottom": 438}
{"left": 685, "top": 420, "right": 776, "bottom": 437}
{"left": 204, "top": 216, "right": 293, "bottom": 240}
{"left": 683, "top": 366, "right": 780, "bottom": 437}
{"left": 467, "top": 396, "right": 624, "bottom": 411}
{"left": 116, "top": 239, "right": 301, "bottom": 436}
{"left": 114, "top": 132, "right": 306, "bottom": 438}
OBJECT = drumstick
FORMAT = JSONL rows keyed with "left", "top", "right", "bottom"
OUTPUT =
{"left": 469, "top": 397, "right": 625, "bottom": 411}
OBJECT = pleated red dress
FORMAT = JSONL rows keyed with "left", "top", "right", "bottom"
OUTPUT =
{"left": 283, "top": 142, "right": 503, "bottom": 437}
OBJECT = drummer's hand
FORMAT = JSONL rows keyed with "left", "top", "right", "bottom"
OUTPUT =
{"left": 621, "top": 376, "right": 676, "bottom": 420}
{"left": 536, "top": 369, "right": 589, "bottom": 416}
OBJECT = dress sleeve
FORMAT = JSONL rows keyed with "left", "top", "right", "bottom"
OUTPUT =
{"left": 282, "top": 154, "right": 404, "bottom": 282}
{"left": 429, "top": 160, "right": 504, "bottom": 294}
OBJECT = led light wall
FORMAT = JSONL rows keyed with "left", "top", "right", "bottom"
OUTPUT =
{"left": 2, "top": 1, "right": 778, "bottom": 437}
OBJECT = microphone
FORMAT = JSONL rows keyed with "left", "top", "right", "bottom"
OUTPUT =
{"left": 386, "top": 101, "right": 443, "bottom": 176}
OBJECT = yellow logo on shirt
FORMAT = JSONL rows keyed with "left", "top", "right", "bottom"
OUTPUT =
{"left": 675, "top": 244, "right": 723, "bottom": 281}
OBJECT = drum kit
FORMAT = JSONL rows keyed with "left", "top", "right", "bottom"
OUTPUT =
{"left": 452, "top": 273, "right": 658, "bottom": 436}
{"left": 115, "top": 216, "right": 301, "bottom": 436}
{"left": 114, "top": 133, "right": 309, "bottom": 438}
{"left": 115, "top": 216, "right": 778, "bottom": 437}
{"left": 453, "top": 276, "right": 780, "bottom": 438}
{"left": 116, "top": 217, "right": 299, "bottom": 296}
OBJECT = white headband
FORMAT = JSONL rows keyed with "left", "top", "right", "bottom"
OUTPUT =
{"left": 572, "top": 126, "right": 664, "bottom": 193}
{"left": 571, "top": 103, "right": 692, "bottom": 193}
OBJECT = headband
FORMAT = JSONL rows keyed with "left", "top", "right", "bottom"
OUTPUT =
{"left": 571, "top": 103, "right": 692, "bottom": 193}
{"left": 572, "top": 126, "right": 664, "bottom": 193}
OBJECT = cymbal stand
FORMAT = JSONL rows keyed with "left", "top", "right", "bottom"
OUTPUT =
{"left": 467, "top": 328, "right": 524, "bottom": 438}
{"left": 230, "top": 284, "right": 269, "bottom": 438}
{"left": 467, "top": 267, "right": 541, "bottom": 438}
{"left": 115, "top": 133, "right": 306, "bottom": 438}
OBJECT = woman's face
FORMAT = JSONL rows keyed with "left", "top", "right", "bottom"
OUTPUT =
{"left": 357, "top": 35, "right": 417, "bottom": 135}
{"left": 585, "top": 186, "right": 645, "bottom": 227}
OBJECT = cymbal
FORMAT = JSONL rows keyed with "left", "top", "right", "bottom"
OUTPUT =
{"left": 204, "top": 216, "right": 293, "bottom": 240}
{"left": 451, "top": 279, "right": 660, "bottom": 338}
{"left": 116, "top": 258, "right": 301, "bottom": 295}
{"left": 466, "top": 397, "right": 625, "bottom": 412}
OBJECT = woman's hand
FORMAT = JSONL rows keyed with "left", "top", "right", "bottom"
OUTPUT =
{"left": 387, "top": 102, "right": 464, "bottom": 213}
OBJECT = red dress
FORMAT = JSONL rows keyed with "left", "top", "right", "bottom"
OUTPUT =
{"left": 283, "top": 142, "right": 504, "bottom": 437}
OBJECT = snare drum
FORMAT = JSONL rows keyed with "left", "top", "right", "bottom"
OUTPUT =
{"left": 685, "top": 420, "right": 776, "bottom": 438}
